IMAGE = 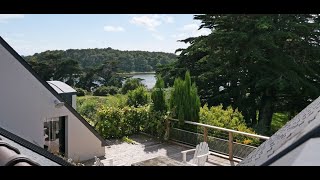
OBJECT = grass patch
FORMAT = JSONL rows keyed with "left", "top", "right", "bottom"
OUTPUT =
{"left": 122, "top": 136, "right": 136, "bottom": 144}
{"left": 271, "top": 112, "right": 290, "bottom": 134}
{"left": 77, "top": 95, "right": 127, "bottom": 108}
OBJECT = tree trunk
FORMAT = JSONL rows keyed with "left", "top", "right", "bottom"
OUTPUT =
{"left": 257, "top": 89, "right": 274, "bottom": 135}
{"left": 250, "top": 109, "right": 257, "bottom": 126}
{"left": 288, "top": 110, "right": 296, "bottom": 120}
{"left": 244, "top": 94, "right": 258, "bottom": 127}
{"left": 242, "top": 110, "right": 251, "bottom": 125}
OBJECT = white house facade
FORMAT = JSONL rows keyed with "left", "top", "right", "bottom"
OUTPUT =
{"left": 0, "top": 37, "right": 106, "bottom": 162}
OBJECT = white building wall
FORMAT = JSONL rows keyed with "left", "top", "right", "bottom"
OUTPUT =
{"left": 0, "top": 43, "right": 105, "bottom": 162}
{"left": 72, "top": 95, "right": 76, "bottom": 109}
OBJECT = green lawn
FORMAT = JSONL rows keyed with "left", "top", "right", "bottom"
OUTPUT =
{"left": 77, "top": 94, "right": 127, "bottom": 108}
{"left": 271, "top": 112, "right": 290, "bottom": 134}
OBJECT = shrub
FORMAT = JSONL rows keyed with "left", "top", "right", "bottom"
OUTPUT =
{"left": 199, "top": 104, "right": 260, "bottom": 146}
{"left": 127, "top": 87, "right": 150, "bottom": 107}
{"left": 77, "top": 98, "right": 98, "bottom": 119}
{"left": 95, "top": 105, "right": 150, "bottom": 139}
{"left": 95, "top": 105, "right": 167, "bottom": 139}
{"left": 143, "top": 111, "right": 167, "bottom": 138}
{"left": 106, "top": 94, "right": 127, "bottom": 108}
{"left": 121, "top": 78, "right": 145, "bottom": 94}
{"left": 76, "top": 95, "right": 127, "bottom": 126}
{"left": 77, "top": 96, "right": 108, "bottom": 109}
{"left": 76, "top": 97, "right": 104, "bottom": 126}
{"left": 77, "top": 95, "right": 127, "bottom": 109}
{"left": 75, "top": 87, "right": 86, "bottom": 96}
{"left": 147, "top": 76, "right": 168, "bottom": 139}
{"left": 93, "top": 86, "right": 119, "bottom": 96}
{"left": 77, "top": 94, "right": 167, "bottom": 140}
{"left": 107, "top": 86, "right": 119, "bottom": 95}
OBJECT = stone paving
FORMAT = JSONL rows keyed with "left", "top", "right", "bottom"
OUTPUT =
{"left": 83, "top": 133, "right": 238, "bottom": 166}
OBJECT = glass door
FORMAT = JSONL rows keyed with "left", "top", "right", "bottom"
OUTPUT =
{"left": 44, "top": 116, "right": 66, "bottom": 156}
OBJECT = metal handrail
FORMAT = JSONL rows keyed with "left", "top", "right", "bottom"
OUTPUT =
{"left": 166, "top": 118, "right": 269, "bottom": 161}
{"left": 168, "top": 118, "right": 269, "bottom": 140}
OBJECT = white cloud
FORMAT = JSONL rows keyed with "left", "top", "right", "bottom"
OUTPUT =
{"left": 152, "top": 33, "right": 165, "bottom": 41}
{"left": 0, "top": 14, "right": 24, "bottom": 23}
{"left": 171, "top": 33, "right": 187, "bottom": 39}
{"left": 103, "top": 26, "right": 125, "bottom": 32}
{"left": 171, "top": 23, "right": 211, "bottom": 40}
{"left": 180, "top": 23, "right": 199, "bottom": 31}
{"left": 130, "top": 14, "right": 174, "bottom": 31}
{"left": 130, "top": 15, "right": 161, "bottom": 31}
{"left": 161, "top": 15, "right": 174, "bottom": 23}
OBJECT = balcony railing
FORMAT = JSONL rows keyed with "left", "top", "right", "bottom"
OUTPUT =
{"left": 165, "top": 118, "right": 269, "bottom": 161}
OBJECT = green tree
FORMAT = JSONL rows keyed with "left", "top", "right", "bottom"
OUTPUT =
{"left": 121, "top": 78, "right": 146, "bottom": 94}
{"left": 76, "top": 68, "right": 99, "bottom": 92}
{"left": 151, "top": 76, "right": 167, "bottom": 112}
{"left": 95, "top": 61, "right": 123, "bottom": 88}
{"left": 54, "top": 59, "right": 81, "bottom": 86}
{"left": 25, "top": 48, "right": 177, "bottom": 72}
{"left": 28, "top": 60, "right": 54, "bottom": 80}
{"left": 25, "top": 47, "right": 177, "bottom": 92}
{"left": 27, "top": 52, "right": 81, "bottom": 86}
{"left": 170, "top": 71, "right": 201, "bottom": 124}
{"left": 160, "top": 14, "right": 320, "bottom": 135}
{"left": 127, "top": 86, "right": 149, "bottom": 107}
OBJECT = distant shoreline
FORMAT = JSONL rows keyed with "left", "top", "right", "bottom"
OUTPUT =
{"left": 117, "top": 72, "right": 156, "bottom": 75}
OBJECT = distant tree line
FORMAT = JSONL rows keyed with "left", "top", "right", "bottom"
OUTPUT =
{"left": 24, "top": 47, "right": 176, "bottom": 72}
{"left": 23, "top": 48, "right": 176, "bottom": 91}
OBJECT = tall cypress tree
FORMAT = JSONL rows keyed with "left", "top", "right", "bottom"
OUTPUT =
{"left": 151, "top": 76, "right": 167, "bottom": 113}
{"left": 170, "top": 71, "right": 201, "bottom": 124}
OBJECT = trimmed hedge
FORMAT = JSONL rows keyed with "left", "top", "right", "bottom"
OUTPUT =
{"left": 75, "top": 87, "right": 87, "bottom": 96}
{"left": 93, "top": 86, "right": 119, "bottom": 96}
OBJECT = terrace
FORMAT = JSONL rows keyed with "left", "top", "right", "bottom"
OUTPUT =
{"left": 84, "top": 119, "right": 269, "bottom": 166}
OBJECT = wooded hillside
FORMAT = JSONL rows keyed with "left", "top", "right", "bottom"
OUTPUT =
{"left": 24, "top": 47, "right": 177, "bottom": 72}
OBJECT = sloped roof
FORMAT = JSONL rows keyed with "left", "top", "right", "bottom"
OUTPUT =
{"left": 47, "top": 81, "right": 76, "bottom": 94}
{"left": 0, "top": 127, "right": 72, "bottom": 166}
{"left": 238, "top": 96, "right": 320, "bottom": 166}
{"left": 0, "top": 36, "right": 107, "bottom": 146}
{"left": 269, "top": 134, "right": 320, "bottom": 166}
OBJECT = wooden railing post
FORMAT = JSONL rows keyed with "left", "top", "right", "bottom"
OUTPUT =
{"left": 167, "top": 118, "right": 270, "bottom": 160}
{"left": 228, "top": 132, "right": 233, "bottom": 161}
{"left": 203, "top": 127, "right": 208, "bottom": 142}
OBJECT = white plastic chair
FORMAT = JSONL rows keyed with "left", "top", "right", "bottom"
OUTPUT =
{"left": 93, "top": 156, "right": 105, "bottom": 166}
{"left": 181, "top": 142, "right": 210, "bottom": 166}
{"left": 93, "top": 156, "right": 126, "bottom": 166}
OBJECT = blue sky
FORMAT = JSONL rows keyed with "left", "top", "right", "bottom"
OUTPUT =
{"left": 0, "top": 14, "right": 211, "bottom": 56}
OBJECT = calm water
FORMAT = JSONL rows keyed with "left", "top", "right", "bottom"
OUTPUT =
{"left": 95, "top": 73, "right": 156, "bottom": 89}
{"left": 129, "top": 73, "right": 156, "bottom": 89}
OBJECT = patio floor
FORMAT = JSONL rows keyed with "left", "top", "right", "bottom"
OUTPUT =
{"left": 84, "top": 133, "right": 239, "bottom": 166}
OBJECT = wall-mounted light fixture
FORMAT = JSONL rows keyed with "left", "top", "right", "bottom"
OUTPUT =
{"left": 54, "top": 100, "right": 65, "bottom": 108}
